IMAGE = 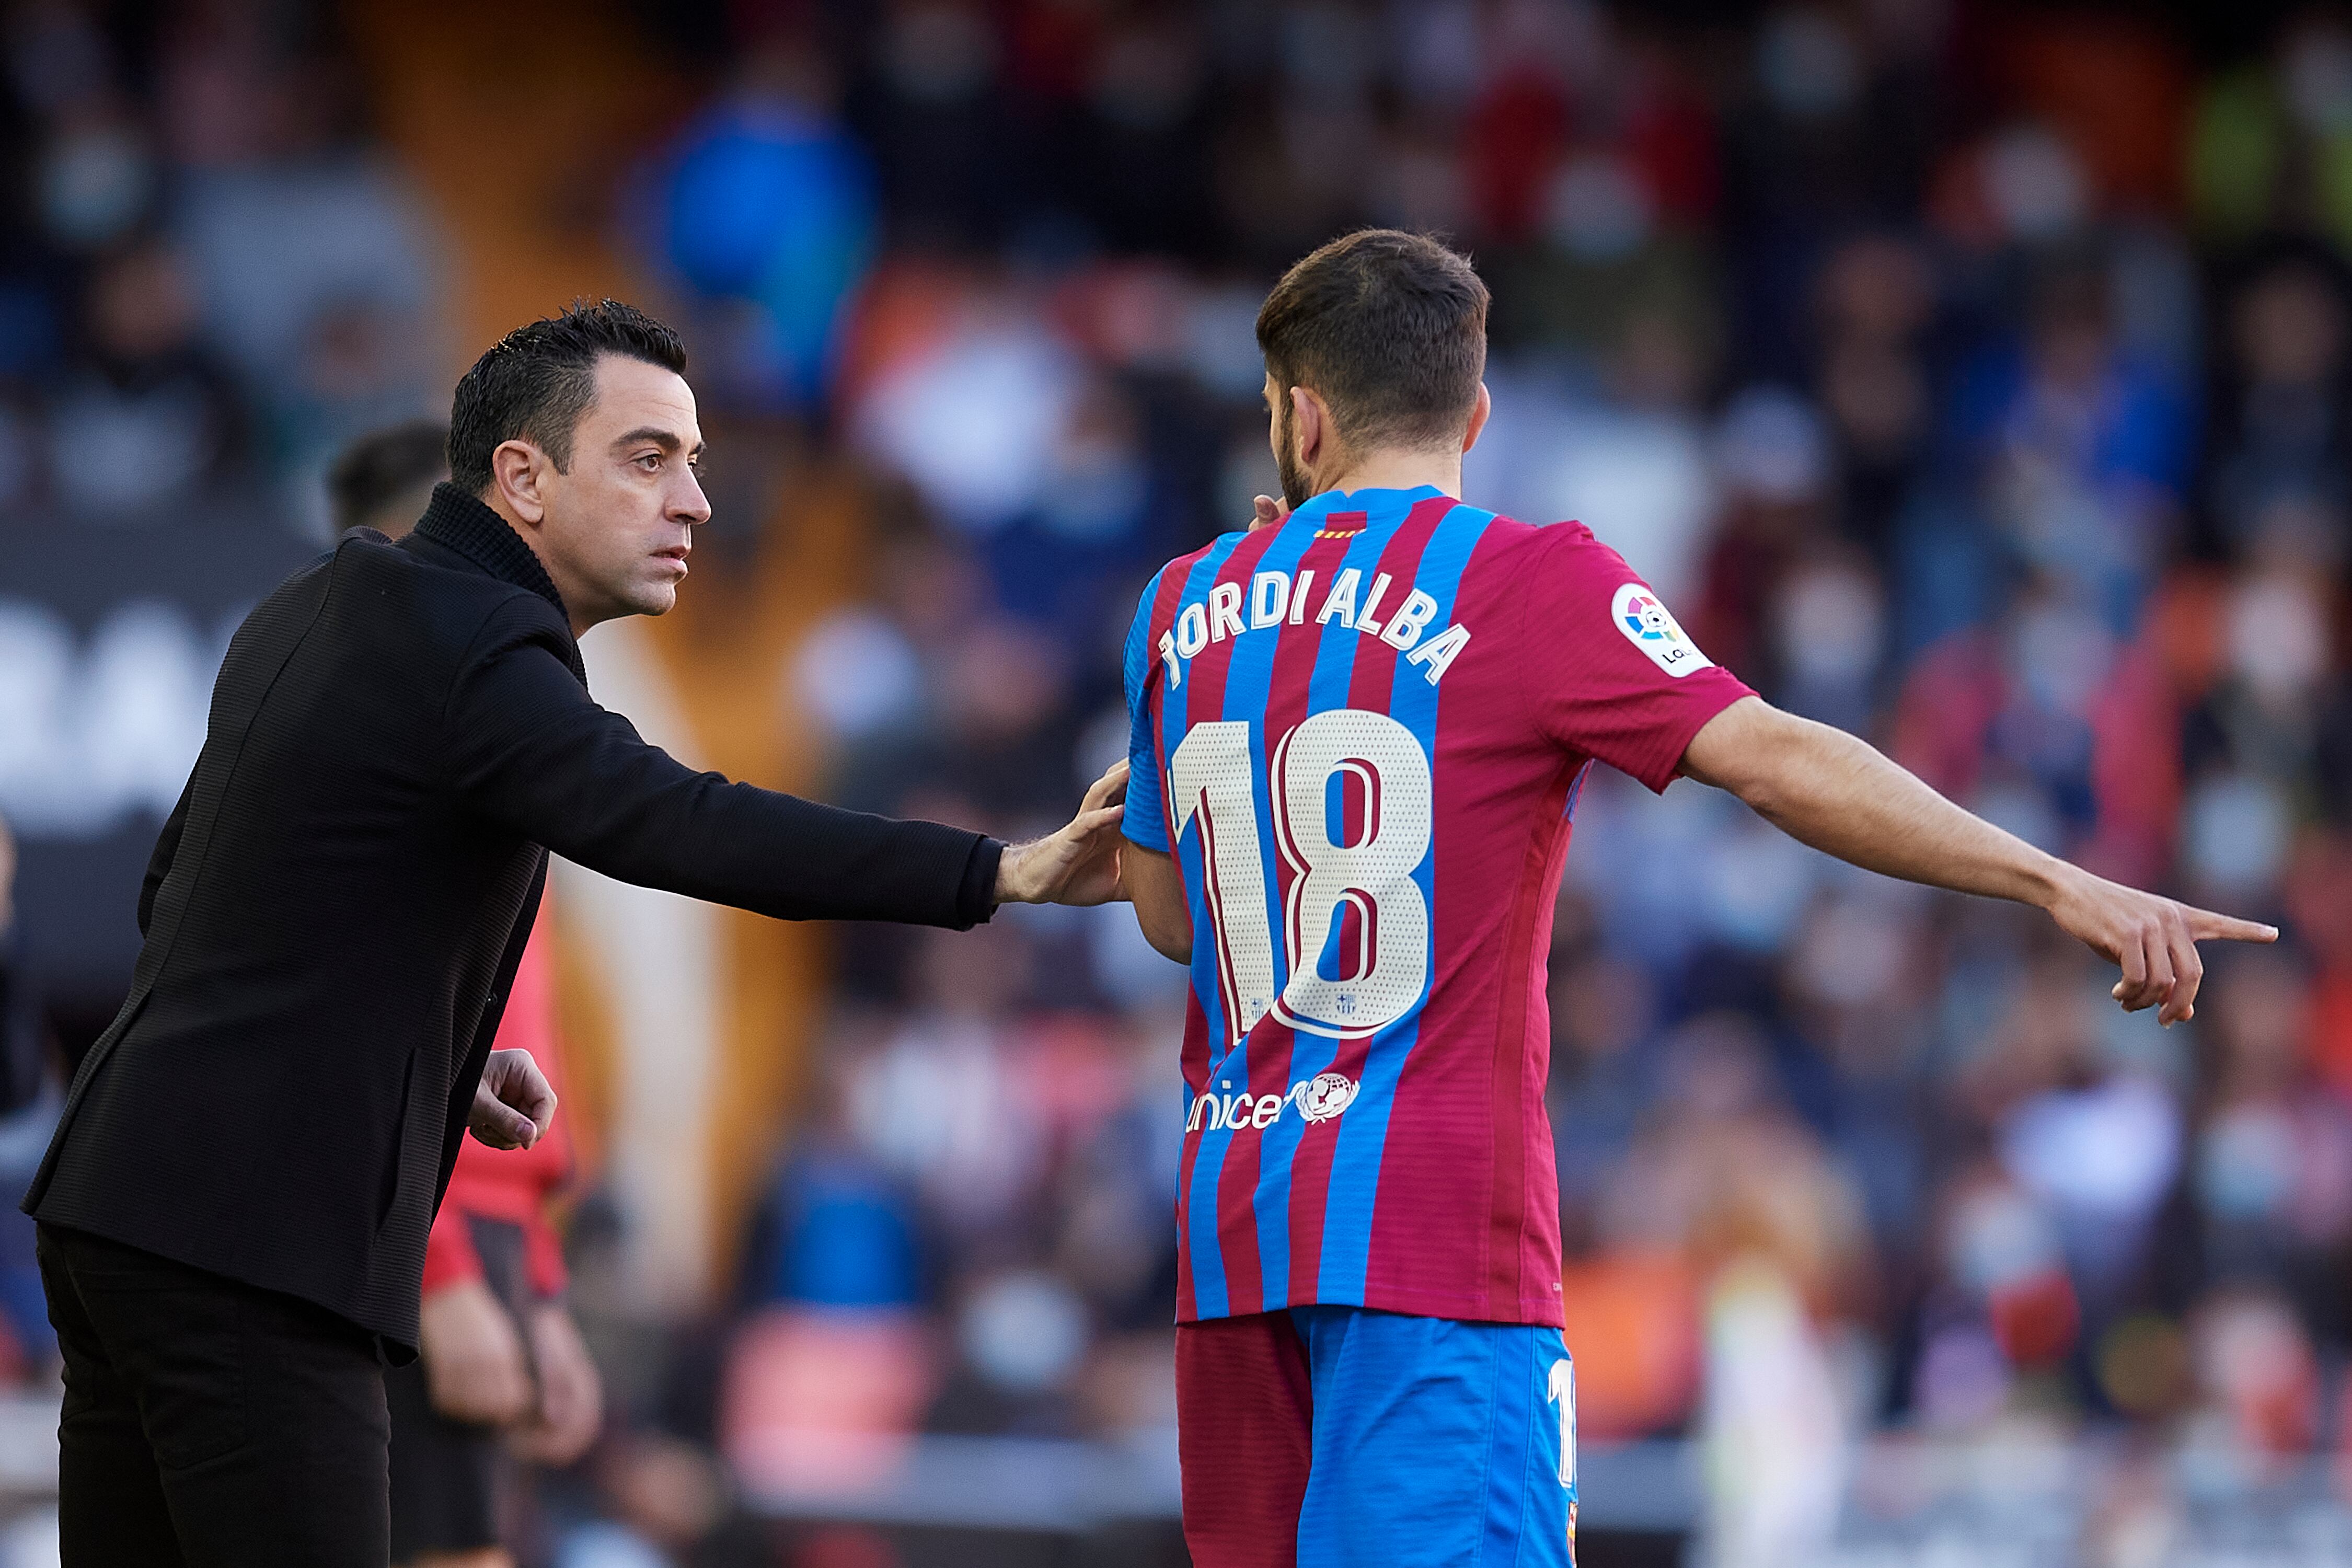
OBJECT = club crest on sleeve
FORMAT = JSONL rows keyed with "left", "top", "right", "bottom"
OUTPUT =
{"left": 1610, "top": 582, "right": 1712, "bottom": 678}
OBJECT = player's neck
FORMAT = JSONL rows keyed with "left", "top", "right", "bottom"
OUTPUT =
{"left": 1309, "top": 446, "right": 1462, "bottom": 503}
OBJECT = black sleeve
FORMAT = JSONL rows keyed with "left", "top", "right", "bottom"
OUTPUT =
{"left": 444, "top": 615, "right": 1002, "bottom": 929}
{"left": 136, "top": 775, "right": 195, "bottom": 938}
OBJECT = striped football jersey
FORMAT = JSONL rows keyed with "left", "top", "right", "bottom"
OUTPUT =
{"left": 1121, "top": 485, "right": 1753, "bottom": 1327}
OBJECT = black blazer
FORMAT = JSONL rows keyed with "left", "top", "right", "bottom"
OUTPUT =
{"left": 26, "top": 485, "right": 1001, "bottom": 1353}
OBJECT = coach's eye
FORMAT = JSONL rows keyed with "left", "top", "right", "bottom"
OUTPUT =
{"left": 635, "top": 453, "right": 662, "bottom": 471}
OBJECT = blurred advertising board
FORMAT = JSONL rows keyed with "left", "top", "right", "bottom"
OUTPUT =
{"left": 0, "top": 510, "right": 313, "bottom": 1010}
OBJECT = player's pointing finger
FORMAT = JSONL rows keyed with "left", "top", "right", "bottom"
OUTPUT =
{"left": 2181, "top": 906, "right": 2280, "bottom": 944}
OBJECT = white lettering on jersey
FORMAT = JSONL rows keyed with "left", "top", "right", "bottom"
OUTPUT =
{"left": 1208, "top": 581, "right": 1246, "bottom": 643}
{"left": 1316, "top": 569, "right": 1361, "bottom": 629}
{"left": 1380, "top": 589, "right": 1440, "bottom": 651}
{"left": 1175, "top": 602, "right": 1209, "bottom": 659}
{"left": 1250, "top": 572, "right": 1289, "bottom": 628}
{"left": 1404, "top": 622, "right": 1471, "bottom": 684}
{"left": 1185, "top": 1070, "right": 1362, "bottom": 1133}
{"left": 1355, "top": 572, "right": 1393, "bottom": 636}
{"left": 1155, "top": 569, "right": 1473, "bottom": 688}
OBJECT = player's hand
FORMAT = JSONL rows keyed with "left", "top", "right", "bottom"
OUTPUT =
{"left": 995, "top": 761, "right": 1129, "bottom": 905}
{"left": 2042, "top": 864, "right": 2277, "bottom": 1025}
{"left": 470, "top": 1047, "right": 556, "bottom": 1150}
{"left": 420, "top": 1277, "right": 534, "bottom": 1426}
{"left": 509, "top": 1303, "right": 603, "bottom": 1467}
{"left": 1251, "top": 494, "right": 1288, "bottom": 530}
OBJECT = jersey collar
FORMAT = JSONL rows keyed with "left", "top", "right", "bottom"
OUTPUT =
{"left": 1286, "top": 485, "right": 1449, "bottom": 528}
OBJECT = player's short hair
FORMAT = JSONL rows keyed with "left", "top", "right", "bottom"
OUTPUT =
{"left": 1256, "top": 229, "right": 1490, "bottom": 452}
{"left": 327, "top": 418, "right": 447, "bottom": 534}
{"left": 447, "top": 299, "right": 688, "bottom": 495}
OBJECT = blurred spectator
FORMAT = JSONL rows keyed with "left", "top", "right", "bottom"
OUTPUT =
{"left": 47, "top": 240, "right": 245, "bottom": 520}
{"left": 2186, "top": 950, "right": 2352, "bottom": 1343}
{"left": 636, "top": 33, "right": 876, "bottom": 412}
{"left": 327, "top": 416, "right": 445, "bottom": 538}
{"left": 1952, "top": 248, "right": 2192, "bottom": 633}
{"left": 162, "top": 5, "right": 442, "bottom": 523}
{"left": 2207, "top": 243, "right": 2352, "bottom": 563}
{"left": 727, "top": 1037, "right": 938, "bottom": 1496}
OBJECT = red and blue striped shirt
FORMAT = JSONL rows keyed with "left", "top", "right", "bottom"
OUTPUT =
{"left": 1122, "top": 486, "right": 1753, "bottom": 1327}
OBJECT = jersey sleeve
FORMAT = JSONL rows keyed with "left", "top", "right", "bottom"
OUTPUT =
{"left": 1121, "top": 570, "right": 1171, "bottom": 853}
{"left": 1516, "top": 524, "right": 1754, "bottom": 792}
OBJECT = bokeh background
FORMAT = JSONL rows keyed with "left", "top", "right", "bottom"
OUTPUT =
{"left": 3, "top": 1, "right": 2352, "bottom": 1564}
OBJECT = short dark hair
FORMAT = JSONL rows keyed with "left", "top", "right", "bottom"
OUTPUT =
{"left": 327, "top": 418, "right": 447, "bottom": 534}
{"left": 1256, "top": 229, "right": 1490, "bottom": 451}
{"left": 446, "top": 299, "right": 688, "bottom": 494}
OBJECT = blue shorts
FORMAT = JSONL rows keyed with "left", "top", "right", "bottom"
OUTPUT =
{"left": 1177, "top": 1306, "right": 1577, "bottom": 1568}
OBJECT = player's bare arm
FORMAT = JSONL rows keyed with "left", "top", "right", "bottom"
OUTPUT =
{"left": 1122, "top": 840, "right": 1191, "bottom": 963}
{"left": 1678, "top": 695, "right": 2278, "bottom": 1026}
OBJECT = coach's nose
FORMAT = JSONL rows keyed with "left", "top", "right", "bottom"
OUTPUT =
{"left": 671, "top": 464, "right": 711, "bottom": 527}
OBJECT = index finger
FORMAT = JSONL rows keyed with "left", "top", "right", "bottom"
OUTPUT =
{"left": 1082, "top": 762, "right": 1129, "bottom": 813}
{"left": 2181, "top": 906, "right": 2280, "bottom": 944}
{"left": 1072, "top": 804, "right": 1125, "bottom": 836}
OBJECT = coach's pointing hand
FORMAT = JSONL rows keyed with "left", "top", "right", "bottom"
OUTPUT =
{"left": 470, "top": 1047, "right": 556, "bottom": 1150}
{"left": 996, "top": 761, "right": 1130, "bottom": 906}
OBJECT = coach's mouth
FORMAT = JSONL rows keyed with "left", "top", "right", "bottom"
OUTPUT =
{"left": 652, "top": 544, "right": 690, "bottom": 577}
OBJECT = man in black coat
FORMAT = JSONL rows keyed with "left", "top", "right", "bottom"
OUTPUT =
{"left": 27, "top": 300, "right": 1127, "bottom": 1567}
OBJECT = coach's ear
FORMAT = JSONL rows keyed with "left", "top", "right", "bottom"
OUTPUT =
{"left": 1462, "top": 382, "right": 1491, "bottom": 455}
{"left": 490, "top": 439, "right": 551, "bottom": 525}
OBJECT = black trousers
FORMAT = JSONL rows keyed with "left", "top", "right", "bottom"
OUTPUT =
{"left": 38, "top": 1223, "right": 392, "bottom": 1567}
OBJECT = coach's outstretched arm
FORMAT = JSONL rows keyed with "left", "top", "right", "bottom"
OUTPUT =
{"left": 446, "top": 608, "right": 1128, "bottom": 925}
{"left": 1679, "top": 696, "right": 2277, "bottom": 1025}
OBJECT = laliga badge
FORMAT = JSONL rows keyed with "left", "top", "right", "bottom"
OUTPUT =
{"left": 1611, "top": 582, "right": 1712, "bottom": 678}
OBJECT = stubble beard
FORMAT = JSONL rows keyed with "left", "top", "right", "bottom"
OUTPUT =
{"left": 1276, "top": 403, "right": 1315, "bottom": 512}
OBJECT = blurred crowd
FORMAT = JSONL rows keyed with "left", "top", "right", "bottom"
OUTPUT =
{"left": 0, "top": 0, "right": 441, "bottom": 532}
{"left": 13, "top": 1, "right": 2352, "bottom": 1564}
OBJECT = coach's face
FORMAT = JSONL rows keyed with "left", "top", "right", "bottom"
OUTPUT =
{"left": 499, "top": 354, "right": 710, "bottom": 632}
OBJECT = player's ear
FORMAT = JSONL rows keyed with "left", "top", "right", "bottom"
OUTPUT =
{"left": 1461, "top": 383, "right": 1492, "bottom": 455}
{"left": 1290, "top": 385, "right": 1327, "bottom": 466}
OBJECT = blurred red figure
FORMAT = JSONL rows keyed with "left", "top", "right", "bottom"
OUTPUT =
{"left": 390, "top": 908, "right": 603, "bottom": 1568}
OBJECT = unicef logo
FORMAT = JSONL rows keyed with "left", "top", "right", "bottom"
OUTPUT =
{"left": 1289, "top": 1071, "right": 1361, "bottom": 1124}
{"left": 1185, "top": 1069, "right": 1365, "bottom": 1134}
